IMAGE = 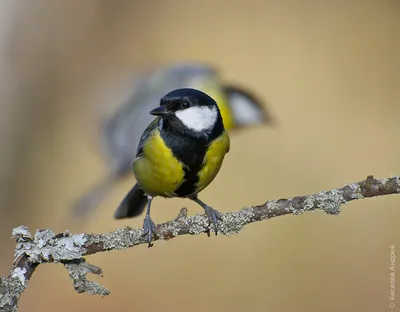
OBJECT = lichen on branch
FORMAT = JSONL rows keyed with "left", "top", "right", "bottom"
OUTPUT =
{"left": 0, "top": 175, "right": 399, "bottom": 312}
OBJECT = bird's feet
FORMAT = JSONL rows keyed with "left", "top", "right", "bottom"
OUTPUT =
{"left": 203, "top": 205, "right": 223, "bottom": 236}
{"left": 142, "top": 215, "right": 157, "bottom": 247}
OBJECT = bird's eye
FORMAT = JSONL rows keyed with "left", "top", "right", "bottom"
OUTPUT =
{"left": 180, "top": 100, "right": 190, "bottom": 109}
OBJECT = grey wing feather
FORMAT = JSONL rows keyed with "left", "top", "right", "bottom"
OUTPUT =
{"left": 135, "top": 117, "right": 160, "bottom": 158}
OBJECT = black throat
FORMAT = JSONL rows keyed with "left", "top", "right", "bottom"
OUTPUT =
{"left": 159, "top": 116, "right": 224, "bottom": 197}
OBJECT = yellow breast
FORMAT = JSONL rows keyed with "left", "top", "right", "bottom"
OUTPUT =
{"left": 133, "top": 129, "right": 185, "bottom": 197}
{"left": 196, "top": 131, "right": 230, "bottom": 193}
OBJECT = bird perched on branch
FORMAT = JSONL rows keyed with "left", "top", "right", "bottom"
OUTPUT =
{"left": 72, "top": 62, "right": 272, "bottom": 219}
{"left": 113, "top": 88, "right": 231, "bottom": 246}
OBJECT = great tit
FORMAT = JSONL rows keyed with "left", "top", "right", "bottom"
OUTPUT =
{"left": 113, "top": 88, "right": 230, "bottom": 246}
{"left": 72, "top": 63, "right": 271, "bottom": 219}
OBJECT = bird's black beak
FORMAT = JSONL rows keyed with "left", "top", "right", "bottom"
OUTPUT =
{"left": 150, "top": 105, "right": 171, "bottom": 116}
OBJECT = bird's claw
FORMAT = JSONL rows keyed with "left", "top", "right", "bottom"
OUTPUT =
{"left": 142, "top": 216, "right": 156, "bottom": 247}
{"left": 203, "top": 206, "right": 222, "bottom": 236}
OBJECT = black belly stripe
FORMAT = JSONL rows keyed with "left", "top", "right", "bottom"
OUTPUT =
{"left": 160, "top": 130, "right": 208, "bottom": 197}
{"left": 159, "top": 115, "right": 225, "bottom": 197}
{"left": 174, "top": 162, "right": 203, "bottom": 197}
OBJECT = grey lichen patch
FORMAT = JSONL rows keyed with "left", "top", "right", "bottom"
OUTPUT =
{"left": 187, "top": 214, "right": 209, "bottom": 235}
{"left": 282, "top": 198, "right": 293, "bottom": 210}
{"left": 285, "top": 197, "right": 308, "bottom": 216}
{"left": 72, "top": 234, "right": 86, "bottom": 246}
{"left": 156, "top": 211, "right": 192, "bottom": 240}
{"left": 98, "top": 227, "right": 144, "bottom": 251}
{"left": 347, "top": 183, "right": 364, "bottom": 199}
{"left": 380, "top": 178, "right": 389, "bottom": 185}
{"left": 0, "top": 277, "right": 26, "bottom": 312}
{"left": 34, "top": 229, "right": 56, "bottom": 248}
{"left": 64, "top": 259, "right": 109, "bottom": 296}
{"left": 13, "top": 228, "right": 88, "bottom": 263}
{"left": 314, "top": 189, "right": 345, "bottom": 215}
{"left": 51, "top": 234, "right": 88, "bottom": 261}
{"left": 12, "top": 226, "right": 34, "bottom": 262}
{"left": 10, "top": 268, "right": 27, "bottom": 286}
{"left": 302, "top": 195, "right": 317, "bottom": 212}
{"left": 379, "top": 177, "right": 399, "bottom": 194}
{"left": 11, "top": 226, "right": 32, "bottom": 240}
{"left": 264, "top": 200, "right": 283, "bottom": 218}
{"left": 219, "top": 208, "right": 254, "bottom": 236}
{"left": 0, "top": 270, "right": 28, "bottom": 311}
{"left": 299, "top": 189, "right": 345, "bottom": 216}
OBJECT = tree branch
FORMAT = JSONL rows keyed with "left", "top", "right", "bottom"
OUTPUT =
{"left": 1, "top": 175, "right": 399, "bottom": 311}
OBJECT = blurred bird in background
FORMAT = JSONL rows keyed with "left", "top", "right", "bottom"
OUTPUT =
{"left": 72, "top": 62, "right": 273, "bottom": 219}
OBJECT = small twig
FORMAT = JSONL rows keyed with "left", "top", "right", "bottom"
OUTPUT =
{"left": 0, "top": 175, "right": 399, "bottom": 312}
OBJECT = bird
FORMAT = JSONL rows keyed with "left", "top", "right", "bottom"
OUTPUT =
{"left": 71, "top": 62, "right": 272, "bottom": 219}
{"left": 113, "top": 88, "right": 231, "bottom": 246}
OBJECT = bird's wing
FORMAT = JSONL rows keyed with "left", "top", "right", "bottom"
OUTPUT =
{"left": 101, "top": 63, "right": 218, "bottom": 176}
{"left": 135, "top": 117, "right": 160, "bottom": 159}
{"left": 223, "top": 84, "right": 273, "bottom": 127}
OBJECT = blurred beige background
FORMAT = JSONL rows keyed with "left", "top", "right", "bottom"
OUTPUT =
{"left": 0, "top": 1, "right": 399, "bottom": 312}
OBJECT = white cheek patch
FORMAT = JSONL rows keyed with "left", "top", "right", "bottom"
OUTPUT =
{"left": 175, "top": 106, "right": 218, "bottom": 131}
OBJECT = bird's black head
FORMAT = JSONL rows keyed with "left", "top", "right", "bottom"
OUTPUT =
{"left": 150, "top": 88, "right": 224, "bottom": 138}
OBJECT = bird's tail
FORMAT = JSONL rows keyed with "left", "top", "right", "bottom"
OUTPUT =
{"left": 114, "top": 183, "right": 147, "bottom": 219}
